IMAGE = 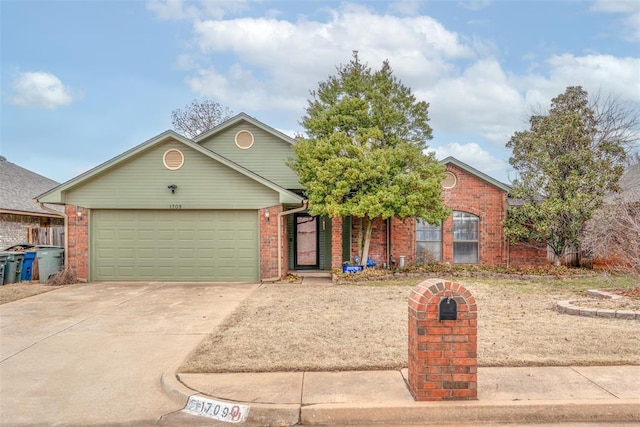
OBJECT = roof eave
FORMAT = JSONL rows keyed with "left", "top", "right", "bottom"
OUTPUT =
{"left": 440, "top": 156, "right": 511, "bottom": 192}
{"left": 193, "top": 112, "right": 296, "bottom": 145}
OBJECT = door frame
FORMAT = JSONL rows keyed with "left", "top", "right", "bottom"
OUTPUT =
{"left": 293, "top": 212, "right": 319, "bottom": 269}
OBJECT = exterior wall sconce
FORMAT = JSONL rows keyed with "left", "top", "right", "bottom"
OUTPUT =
{"left": 265, "top": 209, "right": 270, "bottom": 222}
{"left": 167, "top": 184, "right": 178, "bottom": 194}
{"left": 76, "top": 206, "right": 85, "bottom": 220}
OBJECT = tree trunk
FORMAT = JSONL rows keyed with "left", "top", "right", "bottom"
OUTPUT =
{"left": 356, "top": 218, "right": 364, "bottom": 263}
{"left": 360, "top": 216, "right": 374, "bottom": 267}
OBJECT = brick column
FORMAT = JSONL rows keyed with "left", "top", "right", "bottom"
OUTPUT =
{"left": 408, "top": 278, "right": 478, "bottom": 401}
{"left": 66, "top": 205, "right": 89, "bottom": 281}
{"left": 259, "top": 205, "right": 283, "bottom": 280}
{"left": 331, "top": 216, "right": 343, "bottom": 269}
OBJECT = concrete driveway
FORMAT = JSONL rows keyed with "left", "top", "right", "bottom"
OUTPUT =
{"left": 0, "top": 281, "right": 258, "bottom": 426}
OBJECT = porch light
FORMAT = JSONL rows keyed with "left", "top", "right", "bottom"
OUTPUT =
{"left": 76, "top": 206, "right": 85, "bottom": 220}
{"left": 265, "top": 209, "right": 270, "bottom": 222}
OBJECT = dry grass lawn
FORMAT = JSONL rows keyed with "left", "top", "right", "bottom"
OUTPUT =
{"left": 181, "top": 275, "right": 640, "bottom": 373}
{"left": 0, "top": 282, "right": 63, "bottom": 305}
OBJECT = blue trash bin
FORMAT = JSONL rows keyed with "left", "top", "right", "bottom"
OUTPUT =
{"left": 21, "top": 251, "right": 37, "bottom": 281}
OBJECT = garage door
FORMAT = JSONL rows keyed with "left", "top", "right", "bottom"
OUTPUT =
{"left": 91, "top": 210, "right": 258, "bottom": 281}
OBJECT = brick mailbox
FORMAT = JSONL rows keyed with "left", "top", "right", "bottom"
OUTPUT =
{"left": 408, "top": 278, "right": 478, "bottom": 401}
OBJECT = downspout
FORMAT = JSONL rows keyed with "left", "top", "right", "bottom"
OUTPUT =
{"left": 261, "top": 200, "right": 309, "bottom": 282}
{"left": 386, "top": 218, "right": 391, "bottom": 268}
{"left": 38, "top": 202, "right": 68, "bottom": 268}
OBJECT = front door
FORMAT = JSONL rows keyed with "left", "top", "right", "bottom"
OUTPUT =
{"left": 294, "top": 213, "right": 319, "bottom": 269}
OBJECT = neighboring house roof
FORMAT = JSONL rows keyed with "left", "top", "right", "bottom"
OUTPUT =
{"left": 37, "top": 130, "right": 304, "bottom": 205}
{"left": 439, "top": 156, "right": 511, "bottom": 192}
{"left": 0, "top": 156, "right": 63, "bottom": 217}
{"left": 193, "top": 112, "right": 296, "bottom": 145}
{"left": 605, "top": 163, "right": 640, "bottom": 204}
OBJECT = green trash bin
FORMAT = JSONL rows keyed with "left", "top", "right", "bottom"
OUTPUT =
{"left": 2, "top": 252, "right": 24, "bottom": 284}
{"left": 36, "top": 247, "right": 64, "bottom": 284}
{"left": 0, "top": 252, "right": 8, "bottom": 285}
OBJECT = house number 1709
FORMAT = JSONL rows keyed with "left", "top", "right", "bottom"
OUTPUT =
{"left": 169, "top": 204, "right": 182, "bottom": 209}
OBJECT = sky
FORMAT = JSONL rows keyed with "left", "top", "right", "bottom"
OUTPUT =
{"left": 1, "top": 0, "right": 639, "bottom": 185}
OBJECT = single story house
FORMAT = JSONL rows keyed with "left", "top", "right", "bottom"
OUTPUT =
{"left": 37, "top": 113, "right": 547, "bottom": 282}
{"left": 0, "top": 156, "right": 64, "bottom": 248}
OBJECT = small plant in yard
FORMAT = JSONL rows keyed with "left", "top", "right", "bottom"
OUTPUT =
{"left": 333, "top": 262, "right": 597, "bottom": 282}
{"left": 46, "top": 268, "right": 78, "bottom": 286}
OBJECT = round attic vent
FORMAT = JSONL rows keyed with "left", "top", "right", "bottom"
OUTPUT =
{"left": 163, "top": 149, "right": 184, "bottom": 170}
{"left": 442, "top": 171, "right": 457, "bottom": 189}
{"left": 235, "top": 130, "right": 254, "bottom": 149}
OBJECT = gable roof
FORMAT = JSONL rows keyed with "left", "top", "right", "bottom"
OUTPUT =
{"left": 193, "top": 112, "right": 296, "bottom": 145}
{"left": 37, "top": 131, "right": 304, "bottom": 205}
{"left": 439, "top": 156, "right": 511, "bottom": 192}
{"left": 0, "top": 156, "right": 63, "bottom": 217}
{"left": 605, "top": 163, "right": 640, "bottom": 204}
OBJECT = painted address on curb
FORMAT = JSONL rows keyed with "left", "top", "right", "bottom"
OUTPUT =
{"left": 184, "top": 395, "right": 250, "bottom": 423}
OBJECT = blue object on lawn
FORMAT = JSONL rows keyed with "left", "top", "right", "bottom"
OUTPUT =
{"left": 342, "top": 265, "right": 364, "bottom": 273}
{"left": 366, "top": 257, "right": 377, "bottom": 267}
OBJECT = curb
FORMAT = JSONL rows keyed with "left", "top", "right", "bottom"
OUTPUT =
{"left": 301, "top": 399, "right": 640, "bottom": 426}
{"left": 161, "top": 362, "right": 300, "bottom": 426}
{"left": 161, "top": 364, "right": 640, "bottom": 426}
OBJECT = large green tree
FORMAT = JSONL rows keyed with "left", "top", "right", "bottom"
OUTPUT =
{"left": 288, "top": 52, "right": 449, "bottom": 266}
{"left": 505, "top": 86, "right": 626, "bottom": 264}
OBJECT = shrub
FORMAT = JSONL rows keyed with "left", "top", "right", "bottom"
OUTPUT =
{"left": 46, "top": 268, "right": 78, "bottom": 286}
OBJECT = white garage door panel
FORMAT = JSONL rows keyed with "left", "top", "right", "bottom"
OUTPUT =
{"left": 92, "top": 210, "right": 258, "bottom": 281}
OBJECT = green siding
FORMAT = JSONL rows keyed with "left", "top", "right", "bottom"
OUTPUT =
{"left": 91, "top": 210, "right": 258, "bottom": 281}
{"left": 63, "top": 140, "right": 280, "bottom": 209}
{"left": 199, "top": 122, "right": 302, "bottom": 190}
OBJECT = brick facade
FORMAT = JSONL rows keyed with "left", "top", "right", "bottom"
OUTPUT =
{"left": 345, "top": 162, "right": 549, "bottom": 269}
{"left": 259, "top": 205, "right": 283, "bottom": 280}
{"left": 440, "top": 163, "right": 508, "bottom": 266}
{"left": 508, "top": 241, "right": 549, "bottom": 267}
{"left": 0, "top": 213, "right": 63, "bottom": 248}
{"left": 331, "top": 216, "right": 343, "bottom": 269}
{"left": 408, "top": 279, "right": 478, "bottom": 401}
{"left": 65, "top": 205, "right": 89, "bottom": 281}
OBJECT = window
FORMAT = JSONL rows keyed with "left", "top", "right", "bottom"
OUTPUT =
{"left": 416, "top": 220, "right": 442, "bottom": 263}
{"left": 163, "top": 149, "right": 184, "bottom": 170}
{"left": 453, "top": 211, "right": 479, "bottom": 263}
{"left": 442, "top": 171, "right": 457, "bottom": 189}
{"left": 235, "top": 130, "right": 254, "bottom": 149}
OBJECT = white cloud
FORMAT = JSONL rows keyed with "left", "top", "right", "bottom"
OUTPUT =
{"left": 519, "top": 54, "right": 640, "bottom": 111}
{"left": 160, "top": 2, "right": 638, "bottom": 173}
{"left": 429, "top": 142, "right": 510, "bottom": 182}
{"left": 590, "top": 0, "right": 640, "bottom": 42}
{"left": 423, "top": 59, "right": 526, "bottom": 145}
{"left": 9, "top": 71, "right": 76, "bottom": 109}
{"left": 185, "top": 5, "right": 473, "bottom": 112}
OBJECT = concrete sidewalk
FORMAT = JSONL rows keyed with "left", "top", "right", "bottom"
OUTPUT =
{"left": 160, "top": 365, "right": 640, "bottom": 426}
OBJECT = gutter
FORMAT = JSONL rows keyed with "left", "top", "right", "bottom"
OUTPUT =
{"left": 261, "top": 200, "right": 309, "bottom": 282}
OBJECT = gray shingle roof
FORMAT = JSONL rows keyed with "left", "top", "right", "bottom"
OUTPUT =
{"left": 605, "top": 163, "right": 640, "bottom": 204}
{"left": 0, "top": 156, "right": 63, "bottom": 216}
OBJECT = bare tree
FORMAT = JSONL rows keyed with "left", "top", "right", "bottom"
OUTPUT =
{"left": 582, "top": 198, "right": 640, "bottom": 274}
{"left": 171, "top": 99, "right": 233, "bottom": 138}
{"left": 590, "top": 90, "right": 640, "bottom": 167}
